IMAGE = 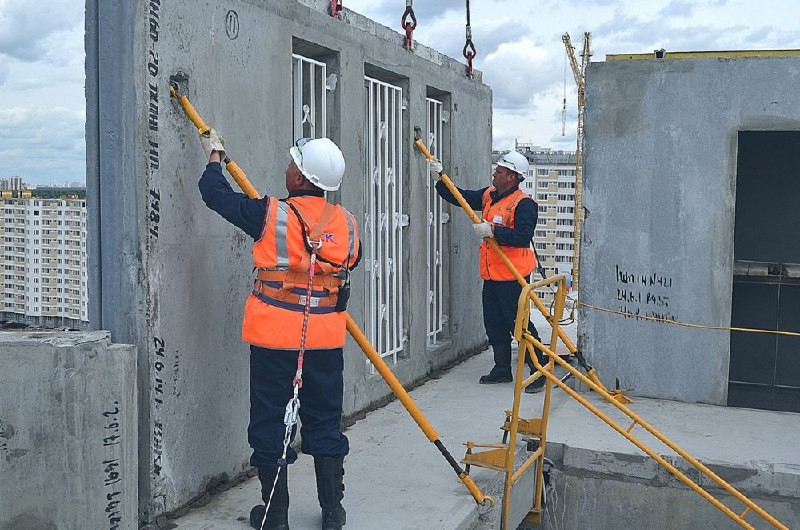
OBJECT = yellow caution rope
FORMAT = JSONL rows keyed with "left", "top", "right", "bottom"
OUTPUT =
{"left": 573, "top": 298, "right": 800, "bottom": 338}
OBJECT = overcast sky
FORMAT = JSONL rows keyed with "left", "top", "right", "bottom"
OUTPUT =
{"left": 1, "top": 0, "right": 798, "bottom": 184}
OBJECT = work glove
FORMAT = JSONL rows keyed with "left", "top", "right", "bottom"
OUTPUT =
{"left": 428, "top": 157, "right": 443, "bottom": 181}
{"left": 472, "top": 221, "right": 494, "bottom": 239}
{"left": 200, "top": 128, "right": 226, "bottom": 160}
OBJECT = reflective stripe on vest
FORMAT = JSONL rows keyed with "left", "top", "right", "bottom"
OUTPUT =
{"left": 275, "top": 201, "right": 290, "bottom": 268}
{"left": 243, "top": 195, "right": 360, "bottom": 349}
{"left": 478, "top": 187, "right": 536, "bottom": 281}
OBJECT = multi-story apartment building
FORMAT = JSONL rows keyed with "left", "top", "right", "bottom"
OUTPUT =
{"left": 1, "top": 195, "right": 88, "bottom": 328}
{"left": 493, "top": 145, "right": 578, "bottom": 304}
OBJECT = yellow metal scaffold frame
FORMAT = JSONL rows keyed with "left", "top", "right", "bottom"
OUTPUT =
{"left": 464, "top": 276, "right": 790, "bottom": 529}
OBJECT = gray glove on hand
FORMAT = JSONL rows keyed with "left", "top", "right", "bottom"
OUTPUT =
{"left": 200, "top": 128, "right": 226, "bottom": 160}
{"left": 472, "top": 221, "right": 494, "bottom": 239}
{"left": 428, "top": 158, "right": 443, "bottom": 181}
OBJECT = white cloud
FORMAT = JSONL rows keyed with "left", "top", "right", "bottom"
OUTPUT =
{"left": 3, "top": 0, "right": 800, "bottom": 183}
{"left": 481, "top": 39, "right": 555, "bottom": 111}
{"left": 0, "top": 107, "right": 85, "bottom": 182}
{"left": 0, "top": 0, "right": 82, "bottom": 62}
{"left": 347, "top": 0, "right": 800, "bottom": 151}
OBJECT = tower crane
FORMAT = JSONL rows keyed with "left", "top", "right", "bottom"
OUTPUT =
{"left": 562, "top": 31, "right": 591, "bottom": 294}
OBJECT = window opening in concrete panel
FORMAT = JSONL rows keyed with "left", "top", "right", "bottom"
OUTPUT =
{"left": 363, "top": 75, "right": 406, "bottom": 368}
{"left": 729, "top": 130, "right": 800, "bottom": 413}
{"left": 425, "top": 95, "right": 450, "bottom": 348}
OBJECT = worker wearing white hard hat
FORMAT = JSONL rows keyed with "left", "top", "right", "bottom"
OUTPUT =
{"left": 429, "top": 149, "right": 547, "bottom": 393}
{"left": 197, "top": 130, "right": 360, "bottom": 530}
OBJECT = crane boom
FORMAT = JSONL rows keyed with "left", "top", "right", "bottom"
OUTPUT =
{"left": 561, "top": 31, "right": 590, "bottom": 294}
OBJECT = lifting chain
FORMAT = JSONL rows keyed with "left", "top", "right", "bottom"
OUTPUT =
{"left": 259, "top": 238, "right": 322, "bottom": 530}
{"left": 462, "top": 0, "right": 477, "bottom": 77}
{"left": 401, "top": 0, "right": 417, "bottom": 50}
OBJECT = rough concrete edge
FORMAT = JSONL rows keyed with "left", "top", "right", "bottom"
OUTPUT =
{"left": 547, "top": 442, "right": 800, "bottom": 501}
{"left": 0, "top": 330, "right": 111, "bottom": 346}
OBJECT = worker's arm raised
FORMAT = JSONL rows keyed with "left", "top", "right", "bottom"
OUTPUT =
{"left": 198, "top": 162, "right": 267, "bottom": 240}
{"left": 434, "top": 181, "right": 487, "bottom": 211}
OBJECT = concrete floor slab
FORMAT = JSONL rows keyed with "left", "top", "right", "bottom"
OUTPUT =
{"left": 170, "top": 315, "right": 800, "bottom": 529}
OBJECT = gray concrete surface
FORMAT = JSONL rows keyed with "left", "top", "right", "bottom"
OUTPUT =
{"left": 580, "top": 56, "right": 800, "bottom": 405}
{"left": 86, "top": 0, "right": 492, "bottom": 520}
{"left": 0, "top": 331, "right": 138, "bottom": 530}
{"left": 164, "top": 312, "right": 800, "bottom": 529}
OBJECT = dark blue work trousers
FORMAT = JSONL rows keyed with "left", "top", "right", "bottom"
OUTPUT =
{"left": 248, "top": 345, "right": 349, "bottom": 470}
{"left": 482, "top": 279, "right": 546, "bottom": 379}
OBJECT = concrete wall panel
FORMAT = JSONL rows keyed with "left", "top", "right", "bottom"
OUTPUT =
{"left": 0, "top": 332, "right": 137, "bottom": 530}
{"left": 580, "top": 56, "right": 800, "bottom": 404}
{"left": 87, "top": 0, "right": 492, "bottom": 519}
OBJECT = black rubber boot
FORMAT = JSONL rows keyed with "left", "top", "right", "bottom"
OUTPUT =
{"left": 314, "top": 457, "right": 346, "bottom": 530}
{"left": 249, "top": 466, "right": 289, "bottom": 530}
{"left": 479, "top": 367, "right": 513, "bottom": 384}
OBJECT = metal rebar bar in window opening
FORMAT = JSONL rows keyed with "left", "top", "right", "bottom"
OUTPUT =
{"left": 364, "top": 76, "right": 405, "bottom": 369}
{"left": 426, "top": 97, "right": 446, "bottom": 347}
{"left": 292, "top": 55, "right": 327, "bottom": 140}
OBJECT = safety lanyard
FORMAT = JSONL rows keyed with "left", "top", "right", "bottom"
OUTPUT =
{"left": 262, "top": 235, "right": 321, "bottom": 530}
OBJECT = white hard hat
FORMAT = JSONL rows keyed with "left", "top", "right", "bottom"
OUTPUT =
{"left": 496, "top": 150, "right": 529, "bottom": 179}
{"left": 289, "top": 137, "right": 346, "bottom": 191}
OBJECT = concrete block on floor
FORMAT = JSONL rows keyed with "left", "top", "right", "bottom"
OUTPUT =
{"left": 0, "top": 331, "right": 137, "bottom": 530}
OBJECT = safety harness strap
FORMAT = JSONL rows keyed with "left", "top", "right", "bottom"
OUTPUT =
{"left": 256, "top": 268, "right": 343, "bottom": 290}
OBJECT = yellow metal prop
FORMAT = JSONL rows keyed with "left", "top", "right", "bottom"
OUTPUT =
{"left": 414, "top": 138, "right": 628, "bottom": 402}
{"left": 520, "top": 285, "right": 787, "bottom": 529}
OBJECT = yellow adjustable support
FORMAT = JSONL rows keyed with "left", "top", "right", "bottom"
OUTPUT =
{"left": 412, "top": 136, "right": 627, "bottom": 403}
{"left": 463, "top": 275, "right": 789, "bottom": 529}
{"left": 519, "top": 289, "right": 788, "bottom": 529}
{"left": 462, "top": 274, "right": 568, "bottom": 529}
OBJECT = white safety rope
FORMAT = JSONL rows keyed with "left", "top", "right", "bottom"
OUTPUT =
{"left": 260, "top": 237, "right": 322, "bottom": 530}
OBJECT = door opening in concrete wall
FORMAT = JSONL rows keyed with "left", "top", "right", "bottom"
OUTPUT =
{"left": 729, "top": 130, "right": 800, "bottom": 413}
{"left": 425, "top": 89, "right": 451, "bottom": 348}
{"left": 363, "top": 72, "right": 408, "bottom": 368}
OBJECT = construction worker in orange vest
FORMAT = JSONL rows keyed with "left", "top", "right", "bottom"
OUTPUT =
{"left": 430, "top": 150, "right": 547, "bottom": 393}
{"left": 198, "top": 131, "right": 360, "bottom": 530}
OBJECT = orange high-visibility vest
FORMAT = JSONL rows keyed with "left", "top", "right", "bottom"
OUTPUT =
{"left": 479, "top": 187, "right": 536, "bottom": 281}
{"left": 242, "top": 195, "right": 359, "bottom": 349}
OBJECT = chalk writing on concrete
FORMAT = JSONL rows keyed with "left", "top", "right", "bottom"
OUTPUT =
{"left": 152, "top": 337, "right": 166, "bottom": 478}
{"left": 146, "top": 50, "right": 160, "bottom": 172}
{"left": 226, "top": 10, "right": 240, "bottom": 40}
{"left": 102, "top": 401, "right": 123, "bottom": 529}
{"left": 146, "top": 1, "right": 161, "bottom": 243}
{"left": 102, "top": 402, "right": 121, "bottom": 447}
{"left": 148, "top": 188, "right": 161, "bottom": 239}
{"left": 0, "top": 418, "right": 11, "bottom": 460}
{"left": 153, "top": 420, "right": 164, "bottom": 478}
{"left": 148, "top": 0, "right": 160, "bottom": 42}
{"left": 153, "top": 336, "right": 166, "bottom": 405}
{"left": 172, "top": 354, "right": 181, "bottom": 397}
{"left": 614, "top": 265, "right": 677, "bottom": 322}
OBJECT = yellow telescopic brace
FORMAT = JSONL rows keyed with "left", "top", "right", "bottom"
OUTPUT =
{"left": 413, "top": 137, "right": 625, "bottom": 400}
{"left": 169, "top": 84, "right": 259, "bottom": 200}
{"left": 170, "top": 85, "right": 493, "bottom": 508}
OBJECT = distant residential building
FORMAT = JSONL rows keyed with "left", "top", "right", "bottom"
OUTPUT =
{"left": 494, "top": 145, "right": 577, "bottom": 304}
{"left": 1, "top": 193, "right": 88, "bottom": 328}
